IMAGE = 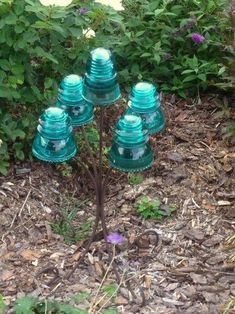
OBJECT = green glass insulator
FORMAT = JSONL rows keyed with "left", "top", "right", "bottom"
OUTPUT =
{"left": 109, "top": 115, "right": 153, "bottom": 172}
{"left": 128, "top": 82, "right": 165, "bottom": 134}
{"left": 32, "top": 107, "right": 77, "bottom": 163}
{"left": 83, "top": 48, "right": 121, "bottom": 106}
{"left": 56, "top": 74, "right": 93, "bottom": 127}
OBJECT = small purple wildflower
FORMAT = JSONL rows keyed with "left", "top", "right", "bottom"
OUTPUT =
{"left": 172, "top": 29, "right": 182, "bottom": 37}
{"left": 184, "top": 17, "right": 196, "bottom": 30}
{"left": 79, "top": 7, "right": 89, "bottom": 15}
{"left": 162, "top": 53, "right": 172, "bottom": 62}
{"left": 107, "top": 232, "right": 124, "bottom": 245}
{"left": 211, "top": 26, "right": 219, "bottom": 33}
{"left": 191, "top": 33, "right": 205, "bottom": 44}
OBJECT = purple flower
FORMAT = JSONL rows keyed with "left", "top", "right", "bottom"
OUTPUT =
{"left": 191, "top": 33, "right": 205, "bottom": 44}
{"left": 106, "top": 232, "right": 124, "bottom": 245}
{"left": 172, "top": 29, "right": 182, "bottom": 37}
{"left": 162, "top": 53, "right": 172, "bottom": 62}
{"left": 79, "top": 7, "right": 89, "bottom": 15}
{"left": 184, "top": 17, "right": 196, "bottom": 30}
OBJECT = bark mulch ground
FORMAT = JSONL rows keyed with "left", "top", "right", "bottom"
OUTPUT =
{"left": 0, "top": 95, "right": 234, "bottom": 313}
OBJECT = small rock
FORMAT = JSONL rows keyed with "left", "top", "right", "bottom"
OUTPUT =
{"left": 115, "top": 295, "right": 129, "bottom": 305}
{"left": 174, "top": 222, "right": 187, "bottom": 230}
{"left": 202, "top": 235, "right": 223, "bottom": 247}
{"left": 190, "top": 273, "right": 207, "bottom": 284}
{"left": 119, "top": 287, "right": 130, "bottom": 298}
{"left": 116, "top": 199, "right": 125, "bottom": 207}
{"left": 185, "top": 303, "right": 209, "bottom": 314}
{"left": 206, "top": 253, "right": 227, "bottom": 265}
{"left": 167, "top": 152, "right": 183, "bottom": 163}
{"left": 165, "top": 282, "right": 179, "bottom": 291}
{"left": 218, "top": 276, "right": 235, "bottom": 286}
{"left": 162, "top": 297, "right": 184, "bottom": 306}
{"left": 180, "top": 285, "right": 197, "bottom": 298}
{"left": 217, "top": 200, "right": 231, "bottom": 206}
{"left": 171, "top": 166, "right": 187, "bottom": 183}
{"left": 202, "top": 291, "right": 219, "bottom": 304}
{"left": 15, "top": 168, "right": 31, "bottom": 175}
{"left": 230, "top": 283, "right": 235, "bottom": 296}
{"left": 121, "top": 204, "right": 133, "bottom": 214}
{"left": 184, "top": 228, "right": 205, "bottom": 241}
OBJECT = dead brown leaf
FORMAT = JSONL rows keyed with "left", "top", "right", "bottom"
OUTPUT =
{"left": 20, "top": 249, "right": 41, "bottom": 261}
{"left": 144, "top": 275, "right": 152, "bottom": 289}
{"left": 0, "top": 269, "right": 14, "bottom": 281}
{"left": 94, "top": 261, "right": 104, "bottom": 277}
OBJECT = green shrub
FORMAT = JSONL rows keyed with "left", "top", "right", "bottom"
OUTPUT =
{"left": 0, "top": 0, "right": 122, "bottom": 174}
{"left": 113, "top": 0, "right": 233, "bottom": 97}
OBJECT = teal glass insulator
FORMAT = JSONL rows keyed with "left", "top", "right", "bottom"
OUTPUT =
{"left": 83, "top": 47, "right": 121, "bottom": 106}
{"left": 56, "top": 74, "right": 93, "bottom": 127}
{"left": 32, "top": 107, "right": 77, "bottom": 163}
{"left": 128, "top": 82, "right": 165, "bottom": 134}
{"left": 109, "top": 115, "right": 153, "bottom": 172}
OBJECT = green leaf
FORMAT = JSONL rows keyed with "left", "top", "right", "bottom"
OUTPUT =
{"left": 177, "top": 90, "right": 187, "bottom": 98}
{"left": 72, "top": 292, "right": 90, "bottom": 304}
{"left": 11, "top": 64, "right": 24, "bottom": 75}
{"left": 136, "top": 30, "right": 145, "bottom": 37}
{"left": 218, "top": 66, "right": 226, "bottom": 76}
{"left": 0, "top": 60, "right": 10, "bottom": 71}
{"left": 13, "top": 297, "right": 37, "bottom": 314}
{"left": 181, "top": 69, "right": 195, "bottom": 75}
{"left": 197, "top": 73, "right": 206, "bottom": 81}
{"left": 13, "top": 143, "right": 25, "bottom": 161}
{"left": 154, "top": 9, "right": 164, "bottom": 16}
{"left": 140, "top": 52, "right": 152, "bottom": 57}
{"left": 102, "top": 283, "right": 118, "bottom": 298}
{"left": 182, "top": 75, "right": 197, "bottom": 83}
{"left": 5, "top": 13, "right": 17, "bottom": 25}
{"left": 11, "top": 129, "right": 26, "bottom": 141}
{"left": 0, "top": 161, "right": 9, "bottom": 176}
{"left": 0, "top": 294, "right": 7, "bottom": 313}
{"left": 44, "top": 77, "right": 54, "bottom": 89}
{"left": 33, "top": 47, "right": 58, "bottom": 64}
{"left": 153, "top": 54, "right": 161, "bottom": 64}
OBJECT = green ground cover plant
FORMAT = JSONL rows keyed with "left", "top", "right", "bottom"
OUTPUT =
{"left": 0, "top": 292, "right": 119, "bottom": 313}
{"left": 136, "top": 196, "right": 177, "bottom": 219}
{"left": 127, "top": 173, "right": 144, "bottom": 185}
{"left": 51, "top": 201, "right": 93, "bottom": 244}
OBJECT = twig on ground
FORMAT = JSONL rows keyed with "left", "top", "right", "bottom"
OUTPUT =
{"left": 10, "top": 188, "right": 31, "bottom": 228}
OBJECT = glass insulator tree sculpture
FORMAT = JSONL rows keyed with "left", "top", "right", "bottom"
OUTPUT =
{"left": 32, "top": 47, "right": 165, "bottom": 286}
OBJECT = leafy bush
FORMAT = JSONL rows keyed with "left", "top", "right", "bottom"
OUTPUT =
{"left": 0, "top": 0, "right": 122, "bottom": 174}
{"left": 0, "top": 108, "right": 36, "bottom": 175}
{"left": 112, "top": 0, "right": 233, "bottom": 97}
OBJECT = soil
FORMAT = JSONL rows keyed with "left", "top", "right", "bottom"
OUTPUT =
{"left": 0, "top": 95, "right": 235, "bottom": 314}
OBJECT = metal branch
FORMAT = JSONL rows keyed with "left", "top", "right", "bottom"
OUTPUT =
{"left": 98, "top": 107, "right": 104, "bottom": 184}
{"left": 81, "top": 126, "right": 99, "bottom": 181}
